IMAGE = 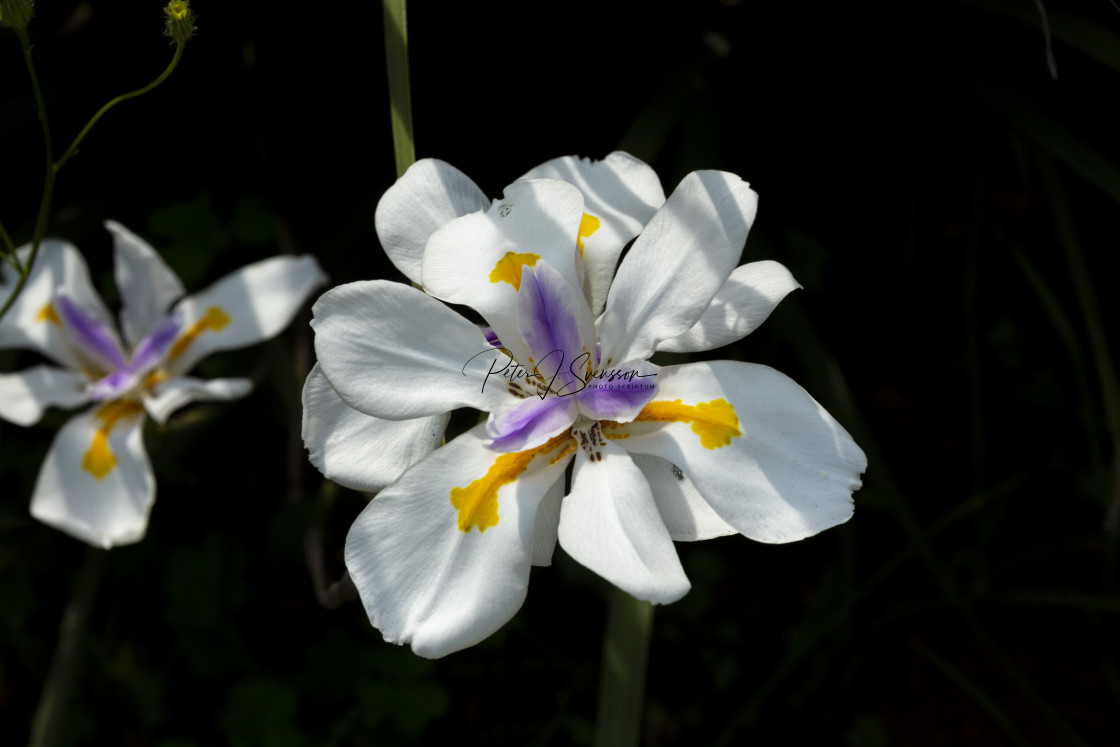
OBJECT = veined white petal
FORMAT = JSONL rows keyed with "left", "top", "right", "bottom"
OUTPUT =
{"left": 657, "top": 261, "right": 801, "bottom": 354}
{"left": 106, "top": 221, "right": 185, "bottom": 347}
{"left": 598, "top": 171, "right": 758, "bottom": 364}
{"left": 629, "top": 452, "right": 737, "bottom": 541}
{"left": 30, "top": 403, "right": 153, "bottom": 548}
{"left": 421, "top": 179, "right": 586, "bottom": 367}
{"left": 142, "top": 376, "right": 253, "bottom": 425}
{"left": 312, "top": 280, "right": 513, "bottom": 419}
{"left": 0, "top": 240, "right": 115, "bottom": 370}
{"left": 375, "top": 159, "right": 490, "bottom": 285}
{"left": 301, "top": 364, "right": 448, "bottom": 492}
{"left": 558, "top": 440, "right": 690, "bottom": 604}
{"left": 344, "top": 423, "right": 574, "bottom": 658}
{"left": 167, "top": 255, "right": 326, "bottom": 374}
{"left": 0, "top": 365, "right": 91, "bottom": 426}
{"left": 521, "top": 151, "right": 665, "bottom": 314}
{"left": 615, "top": 361, "right": 866, "bottom": 544}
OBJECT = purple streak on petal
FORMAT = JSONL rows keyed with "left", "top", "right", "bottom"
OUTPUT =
{"left": 517, "top": 262, "right": 590, "bottom": 395}
{"left": 87, "top": 368, "right": 141, "bottom": 401}
{"left": 55, "top": 294, "right": 126, "bottom": 370}
{"left": 481, "top": 326, "right": 502, "bottom": 348}
{"left": 487, "top": 395, "right": 577, "bottom": 453}
{"left": 576, "top": 367, "right": 659, "bottom": 423}
{"left": 129, "top": 313, "right": 182, "bottom": 372}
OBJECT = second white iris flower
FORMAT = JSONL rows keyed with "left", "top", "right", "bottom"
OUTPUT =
{"left": 306, "top": 153, "right": 866, "bottom": 658}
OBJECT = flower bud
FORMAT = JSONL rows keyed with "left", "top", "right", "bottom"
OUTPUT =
{"left": 163, "top": 0, "right": 195, "bottom": 44}
{"left": 0, "top": 0, "right": 34, "bottom": 30}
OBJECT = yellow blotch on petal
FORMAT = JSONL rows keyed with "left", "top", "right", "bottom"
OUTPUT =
{"left": 82, "top": 400, "right": 144, "bottom": 480}
{"left": 635, "top": 398, "right": 741, "bottom": 449}
{"left": 450, "top": 432, "right": 573, "bottom": 533}
{"left": 169, "top": 306, "right": 231, "bottom": 361}
{"left": 488, "top": 252, "right": 540, "bottom": 291}
{"left": 36, "top": 303, "right": 61, "bottom": 326}
{"left": 576, "top": 213, "right": 601, "bottom": 258}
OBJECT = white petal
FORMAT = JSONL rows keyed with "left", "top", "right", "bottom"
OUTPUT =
{"left": 0, "top": 240, "right": 115, "bottom": 369}
{"left": 531, "top": 475, "right": 565, "bottom": 566}
{"left": 421, "top": 179, "right": 586, "bottom": 367}
{"left": 106, "top": 221, "right": 185, "bottom": 347}
{"left": 142, "top": 376, "right": 252, "bottom": 425}
{"left": 657, "top": 260, "right": 801, "bottom": 354}
{"left": 167, "top": 255, "right": 326, "bottom": 374}
{"left": 615, "top": 361, "right": 866, "bottom": 544}
{"left": 344, "top": 423, "right": 573, "bottom": 657}
{"left": 629, "top": 453, "right": 737, "bottom": 541}
{"left": 521, "top": 152, "right": 665, "bottom": 314}
{"left": 0, "top": 365, "right": 91, "bottom": 426}
{"left": 598, "top": 171, "right": 758, "bottom": 364}
{"left": 30, "top": 403, "right": 154, "bottom": 548}
{"left": 301, "top": 363, "right": 447, "bottom": 492}
{"left": 375, "top": 159, "right": 490, "bottom": 285}
{"left": 558, "top": 440, "right": 690, "bottom": 604}
{"left": 311, "top": 280, "right": 512, "bottom": 419}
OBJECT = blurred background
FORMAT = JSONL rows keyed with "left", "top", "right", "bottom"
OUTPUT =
{"left": 1, "top": 0, "right": 1117, "bottom": 744}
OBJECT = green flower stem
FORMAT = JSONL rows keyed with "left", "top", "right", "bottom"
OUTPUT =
{"left": 382, "top": 0, "right": 415, "bottom": 177}
{"left": 53, "top": 41, "right": 185, "bottom": 173}
{"left": 0, "top": 27, "right": 54, "bottom": 324}
{"left": 0, "top": 218, "right": 18, "bottom": 269}
{"left": 28, "top": 547, "right": 107, "bottom": 747}
{"left": 0, "top": 37, "right": 185, "bottom": 324}
{"left": 594, "top": 586, "right": 654, "bottom": 747}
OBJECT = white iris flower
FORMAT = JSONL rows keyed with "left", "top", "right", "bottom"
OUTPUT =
{"left": 0, "top": 222, "right": 326, "bottom": 548}
{"left": 309, "top": 156, "right": 867, "bottom": 658}
{"left": 302, "top": 153, "right": 668, "bottom": 491}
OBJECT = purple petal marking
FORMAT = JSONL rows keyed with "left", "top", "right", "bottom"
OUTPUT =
{"left": 129, "top": 313, "right": 182, "bottom": 373}
{"left": 87, "top": 368, "right": 141, "bottom": 401}
{"left": 55, "top": 294, "right": 126, "bottom": 370}
{"left": 482, "top": 326, "right": 502, "bottom": 348}
{"left": 517, "top": 262, "right": 591, "bottom": 396}
{"left": 487, "top": 395, "right": 577, "bottom": 453}
{"left": 86, "top": 314, "right": 182, "bottom": 401}
{"left": 576, "top": 382, "right": 658, "bottom": 422}
{"left": 576, "top": 358, "right": 660, "bottom": 422}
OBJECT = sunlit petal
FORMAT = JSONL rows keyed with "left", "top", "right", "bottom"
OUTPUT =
{"left": 302, "top": 363, "right": 447, "bottom": 492}
{"left": 142, "top": 376, "right": 253, "bottom": 425}
{"left": 657, "top": 261, "right": 801, "bottom": 354}
{"left": 0, "top": 240, "right": 114, "bottom": 369}
{"left": 422, "top": 179, "right": 586, "bottom": 366}
{"left": 613, "top": 361, "right": 865, "bottom": 544}
{"left": 168, "top": 255, "right": 325, "bottom": 374}
{"left": 598, "top": 171, "right": 758, "bottom": 364}
{"left": 344, "top": 423, "right": 573, "bottom": 658}
{"left": 29, "top": 403, "right": 153, "bottom": 548}
{"left": 558, "top": 440, "right": 691, "bottom": 604}
{"left": 0, "top": 365, "right": 90, "bottom": 426}
{"left": 107, "top": 220, "right": 185, "bottom": 347}
{"left": 521, "top": 151, "right": 665, "bottom": 314}
{"left": 312, "top": 280, "right": 513, "bottom": 419}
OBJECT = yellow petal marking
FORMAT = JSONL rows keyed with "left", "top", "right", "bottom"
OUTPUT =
{"left": 488, "top": 252, "right": 540, "bottom": 291}
{"left": 450, "top": 432, "right": 574, "bottom": 533}
{"left": 576, "top": 213, "right": 601, "bottom": 258}
{"left": 634, "top": 398, "right": 741, "bottom": 449}
{"left": 36, "top": 303, "right": 61, "bottom": 326}
{"left": 83, "top": 400, "right": 144, "bottom": 479}
{"left": 168, "top": 306, "right": 231, "bottom": 361}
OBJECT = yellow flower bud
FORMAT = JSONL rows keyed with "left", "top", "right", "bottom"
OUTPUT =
{"left": 0, "top": 0, "right": 34, "bottom": 30}
{"left": 163, "top": 0, "right": 195, "bottom": 44}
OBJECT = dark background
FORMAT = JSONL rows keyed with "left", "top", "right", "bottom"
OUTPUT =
{"left": 2, "top": 0, "right": 1118, "bottom": 744}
